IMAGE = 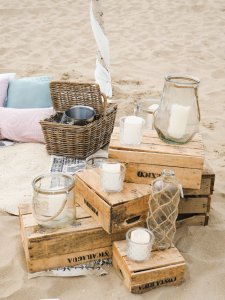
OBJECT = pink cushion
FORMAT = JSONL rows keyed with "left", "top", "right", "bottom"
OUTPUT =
{"left": 0, "top": 79, "right": 9, "bottom": 106}
{"left": 0, "top": 107, "right": 54, "bottom": 143}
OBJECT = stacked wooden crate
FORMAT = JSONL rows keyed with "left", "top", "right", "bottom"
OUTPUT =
{"left": 19, "top": 203, "right": 126, "bottom": 273}
{"left": 19, "top": 126, "right": 215, "bottom": 293}
{"left": 178, "top": 163, "right": 215, "bottom": 227}
{"left": 109, "top": 128, "right": 215, "bottom": 226}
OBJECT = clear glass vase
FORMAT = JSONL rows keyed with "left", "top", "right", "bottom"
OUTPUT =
{"left": 32, "top": 173, "right": 76, "bottom": 228}
{"left": 134, "top": 99, "right": 160, "bottom": 129}
{"left": 147, "top": 170, "right": 181, "bottom": 250}
{"left": 154, "top": 75, "right": 200, "bottom": 144}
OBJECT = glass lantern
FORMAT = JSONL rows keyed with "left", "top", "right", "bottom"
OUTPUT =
{"left": 32, "top": 173, "right": 75, "bottom": 228}
{"left": 154, "top": 75, "right": 200, "bottom": 144}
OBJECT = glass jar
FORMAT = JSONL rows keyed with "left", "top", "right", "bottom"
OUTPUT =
{"left": 147, "top": 169, "right": 181, "bottom": 250}
{"left": 126, "top": 227, "right": 155, "bottom": 262}
{"left": 134, "top": 99, "right": 160, "bottom": 129}
{"left": 100, "top": 160, "right": 126, "bottom": 193}
{"left": 154, "top": 75, "right": 200, "bottom": 144}
{"left": 32, "top": 173, "right": 75, "bottom": 228}
{"left": 86, "top": 156, "right": 108, "bottom": 169}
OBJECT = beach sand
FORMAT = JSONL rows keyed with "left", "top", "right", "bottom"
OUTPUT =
{"left": 0, "top": 0, "right": 225, "bottom": 299}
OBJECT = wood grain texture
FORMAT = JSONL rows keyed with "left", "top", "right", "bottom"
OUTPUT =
{"left": 113, "top": 240, "right": 185, "bottom": 294}
{"left": 19, "top": 203, "right": 124, "bottom": 272}
{"left": 28, "top": 246, "right": 112, "bottom": 273}
{"left": 176, "top": 213, "right": 209, "bottom": 228}
{"left": 76, "top": 169, "right": 151, "bottom": 206}
{"left": 75, "top": 166, "right": 213, "bottom": 232}
{"left": 124, "top": 162, "right": 202, "bottom": 189}
{"left": 109, "top": 127, "right": 205, "bottom": 189}
{"left": 75, "top": 170, "right": 150, "bottom": 233}
{"left": 178, "top": 197, "right": 210, "bottom": 214}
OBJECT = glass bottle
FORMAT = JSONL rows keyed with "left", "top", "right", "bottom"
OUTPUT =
{"left": 147, "top": 169, "right": 181, "bottom": 250}
{"left": 154, "top": 75, "right": 200, "bottom": 144}
{"left": 134, "top": 99, "right": 160, "bottom": 129}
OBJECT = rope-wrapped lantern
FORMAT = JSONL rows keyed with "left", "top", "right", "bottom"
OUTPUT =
{"left": 147, "top": 169, "right": 181, "bottom": 250}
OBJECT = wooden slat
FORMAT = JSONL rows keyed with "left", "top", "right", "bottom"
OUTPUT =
{"left": 115, "top": 241, "right": 184, "bottom": 273}
{"left": 176, "top": 214, "right": 208, "bottom": 228}
{"left": 113, "top": 240, "right": 185, "bottom": 294}
{"left": 111, "top": 128, "right": 204, "bottom": 154}
{"left": 112, "top": 242, "right": 132, "bottom": 290}
{"left": 109, "top": 139, "right": 204, "bottom": 159}
{"left": 130, "top": 264, "right": 185, "bottom": 293}
{"left": 20, "top": 214, "right": 110, "bottom": 260}
{"left": 184, "top": 162, "right": 215, "bottom": 195}
{"left": 184, "top": 178, "right": 212, "bottom": 196}
{"left": 27, "top": 246, "right": 112, "bottom": 273}
{"left": 111, "top": 196, "right": 148, "bottom": 233}
{"left": 19, "top": 204, "right": 124, "bottom": 273}
{"left": 109, "top": 148, "right": 203, "bottom": 169}
{"left": 76, "top": 169, "right": 151, "bottom": 206}
{"left": 125, "top": 163, "right": 202, "bottom": 189}
{"left": 112, "top": 127, "right": 204, "bottom": 147}
{"left": 75, "top": 176, "right": 111, "bottom": 233}
{"left": 109, "top": 127, "right": 204, "bottom": 190}
{"left": 179, "top": 197, "right": 209, "bottom": 214}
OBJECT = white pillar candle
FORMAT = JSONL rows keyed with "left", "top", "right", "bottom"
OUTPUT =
{"left": 128, "top": 229, "right": 151, "bottom": 261}
{"left": 146, "top": 104, "right": 159, "bottom": 129}
{"left": 122, "top": 116, "right": 144, "bottom": 145}
{"left": 101, "top": 162, "right": 122, "bottom": 192}
{"left": 168, "top": 104, "right": 191, "bottom": 139}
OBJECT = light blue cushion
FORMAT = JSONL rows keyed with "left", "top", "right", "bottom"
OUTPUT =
{"left": 20, "top": 76, "right": 53, "bottom": 82}
{"left": 6, "top": 77, "right": 52, "bottom": 108}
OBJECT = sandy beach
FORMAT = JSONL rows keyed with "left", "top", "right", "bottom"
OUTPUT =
{"left": 0, "top": 0, "right": 225, "bottom": 299}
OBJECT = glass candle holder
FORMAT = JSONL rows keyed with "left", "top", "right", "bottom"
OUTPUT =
{"left": 32, "top": 173, "right": 75, "bottom": 228}
{"left": 154, "top": 75, "right": 200, "bottom": 144}
{"left": 100, "top": 160, "right": 126, "bottom": 193}
{"left": 134, "top": 99, "right": 160, "bottom": 129}
{"left": 126, "top": 227, "right": 155, "bottom": 262}
{"left": 120, "top": 116, "right": 145, "bottom": 146}
{"left": 86, "top": 156, "right": 108, "bottom": 169}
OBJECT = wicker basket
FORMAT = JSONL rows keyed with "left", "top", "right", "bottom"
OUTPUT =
{"left": 40, "top": 81, "right": 117, "bottom": 158}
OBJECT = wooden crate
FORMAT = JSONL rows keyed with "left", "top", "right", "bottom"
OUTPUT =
{"left": 75, "top": 169, "right": 151, "bottom": 234}
{"left": 177, "top": 213, "right": 209, "bottom": 228}
{"left": 109, "top": 127, "right": 205, "bottom": 189}
{"left": 112, "top": 240, "right": 185, "bottom": 294}
{"left": 19, "top": 204, "right": 126, "bottom": 273}
{"left": 178, "top": 162, "right": 215, "bottom": 227}
{"left": 75, "top": 163, "right": 215, "bottom": 233}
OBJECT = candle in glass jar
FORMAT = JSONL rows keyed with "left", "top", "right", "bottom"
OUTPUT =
{"left": 168, "top": 104, "right": 191, "bottom": 139}
{"left": 127, "top": 228, "right": 152, "bottom": 261}
{"left": 147, "top": 104, "right": 159, "bottom": 129}
{"left": 122, "top": 116, "right": 144, "bottom": 145}
{"left": 101, "top": 162, "right": 122, "bottom": 192}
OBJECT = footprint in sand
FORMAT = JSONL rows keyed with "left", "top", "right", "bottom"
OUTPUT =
{"left": 203, "top": 122, "right": 215, "bottom": 130}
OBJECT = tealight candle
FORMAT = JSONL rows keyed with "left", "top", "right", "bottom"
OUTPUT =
{"left": 101, "top": 161, "right": 125, "bottom": 192}
{"left": 126, "top": 227, "right": 154, "bottom": 262}
{"left": 147, "top": 104, "right": 159, "bottom": 129}
{"left": 168, "top": 104, "right": 191, "bottom": 139}
{"left": 120, "top": 116, "right": 145, "bottom": 145}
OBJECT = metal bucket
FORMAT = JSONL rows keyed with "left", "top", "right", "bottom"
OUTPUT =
{"left": 61, "top": 105, "right": 96, "bottom": 125}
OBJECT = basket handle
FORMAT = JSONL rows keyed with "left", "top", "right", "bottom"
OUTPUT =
{"left": 101, "top": 93, "right": 108, "bottom": 114}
